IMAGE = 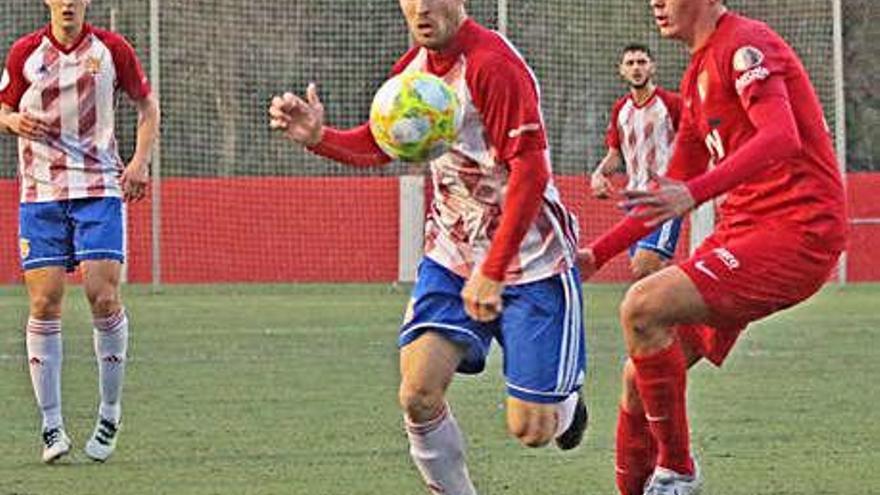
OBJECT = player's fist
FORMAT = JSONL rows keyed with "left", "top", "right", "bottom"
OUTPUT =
{"left": 461, "top": 269, "right": 504, "bottom": 322}
{"left": 121, "top": 159, "right": 149, "bottom": 202}
{"left": 576, "top": 247, "right": 597, "bottom": 279}
{"left": 269, "top": 83, "right": 324, "bottom": 147}
{"left": 590, "top": 171, "right": 614, "bottom": 199}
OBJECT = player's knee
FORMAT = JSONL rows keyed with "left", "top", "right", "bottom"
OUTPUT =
{"left": 29, "top": 292, "right": 63, "bottom": 320}
{"left": 86, "top": 288, "right": 121, "bottom": 317}
{"left": 620, "top": 284, "right": 656, "bottom": 330}
{"left": 507, "top": 411, "right": 555, "bottom": 448}
{"left": 398, "top": 383, "right": 445, "bottom": 424}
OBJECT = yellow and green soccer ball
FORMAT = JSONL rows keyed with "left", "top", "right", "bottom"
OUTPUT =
{"left": 369, "top": 71, "right": 463, "bottom": 163}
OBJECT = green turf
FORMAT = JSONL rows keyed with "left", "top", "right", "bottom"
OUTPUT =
{"left": 1, "top": 283, "right": 878, "bottom": 494}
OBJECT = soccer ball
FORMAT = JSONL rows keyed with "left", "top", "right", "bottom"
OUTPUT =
{"left": 369, "top": 71, "right": 462, "bottom": 163}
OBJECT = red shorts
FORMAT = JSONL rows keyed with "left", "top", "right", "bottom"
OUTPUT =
{"left": 676, "top": 226, "right": 841, "bottom": 366}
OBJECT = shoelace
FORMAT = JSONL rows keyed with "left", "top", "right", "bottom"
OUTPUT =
{"left": 94, "top": 418, "right": 118, "bottom": 445}
{"left": 42, "top": 427, "right": 63, "bottom": 447}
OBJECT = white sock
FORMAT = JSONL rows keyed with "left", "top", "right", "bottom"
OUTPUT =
{"left": 26, "top": 318, "right": 63, "bottom": 431}
{"left": 93, "top": 310, "right": 129, "bottom": 424}
{"left": 554, "top": 391, "right": 580, "bottom": 438}
{"left": 405, "top": 403, "right": 477, "bottom": 495}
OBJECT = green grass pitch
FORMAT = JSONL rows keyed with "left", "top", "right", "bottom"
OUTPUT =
{"left": 1, "top": 283, "right": 878, "bottom": 494}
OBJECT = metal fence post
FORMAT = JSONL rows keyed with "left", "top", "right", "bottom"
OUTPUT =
{"left": 150, "top": 0, "right": 162, "bottom": 290}
{"left": 833, "top": 0, "right": 847, "bottom": 285}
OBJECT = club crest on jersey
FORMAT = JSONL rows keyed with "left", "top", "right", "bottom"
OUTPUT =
{"left": 19, "top": 238, "right": 30, "bottom": 259}
{"left": 732, "top": 46, "right": 765, "bottom": 72}
{"left": 0, "top": 69, "right": 9, "bottom": 92}
{"left": 84, "top": 56, "right": 102, "bottom": 75}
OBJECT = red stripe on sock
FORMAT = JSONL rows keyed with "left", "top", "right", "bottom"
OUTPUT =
{"left": 26, "top": 318, "right": 61, "bottom": 335}
{"left": 631, "top": 343, "right": 694, "bottom": 476}
{"left": 405, "top": 403, "right": 450, "bottom": 436}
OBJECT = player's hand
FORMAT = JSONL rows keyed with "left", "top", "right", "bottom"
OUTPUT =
{"left": 620, "top": 173, "right": 694, "bottom": 227}
{"left": 576, "top": 247, "right": 597, "bottom": 279}
{"left": 121, "top": 159, "right": 149, "bottom": 202}
{"left": 590, "top": 171, "right": 615, "bottom": 199}
{"left": 461, "top": 269, "right": 504, "bottom": 322}
{"left": 2, "top": 111, "right": 50, "bottom": 140}
{"left": 268, "top": 83, "right": 324, "bottom": 147}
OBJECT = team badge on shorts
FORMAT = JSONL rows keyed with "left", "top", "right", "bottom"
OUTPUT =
{"left": 19, "top": 238, "right": 30, "bottom": 259}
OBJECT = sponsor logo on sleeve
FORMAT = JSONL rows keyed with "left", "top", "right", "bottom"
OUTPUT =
{"left": 733, "top": 45, "right": 770, "bottom": 95}
{"left": 507, "top": 122, "right": 542, "bottom": 138}
{"left": 735, "top": 66, "right": 770, "bottom": 95}
{"left": 0, "top": 69, "right": 9, "bottom": 92}
{"left": 732, "top": 45, "right": 765, "bottom": 72}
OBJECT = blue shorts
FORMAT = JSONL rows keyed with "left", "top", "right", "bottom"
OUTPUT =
{"left": 629, "top": 217, "right": 683, "bottom": 260}
{"left": 399, "top": 258, "right": 587, "bottom": 404}
{"left": 19, "top": 197, "right": 125, "bottom": 272}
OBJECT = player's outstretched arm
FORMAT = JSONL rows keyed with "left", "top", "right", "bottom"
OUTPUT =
{"left": 269, "top": 83, "right": 391, "bottom": 168}
{"left": 121, "top": 93, "right": 160, "bottom": 202}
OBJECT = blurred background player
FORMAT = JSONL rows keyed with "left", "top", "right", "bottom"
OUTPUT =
{"left": 591, "top": 42, "right": 685, "bottom": 495}
{"left": 591, "top": 43, "right": 682, "bottom": 280}
{"left": 0, "top": 0, "right": 159, "bottom": 463}
{"left": 269, "top": 0, "right": 587, "bottom": 493}
{"left": 579, "top": 0, "right": 847, "bottom": 493}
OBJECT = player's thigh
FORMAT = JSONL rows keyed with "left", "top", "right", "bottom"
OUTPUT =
{"left": 399, "top": 258, "right": 494, "bottom": 375}
{"left": 399, "top": 332, "right": 466, "bottom": 421}
{"left": 501, "top": 266, "right": 585, "bottom": 405}
{"left": 81, "top": 260, "right": 123, "bottom": 315}
{"left": 23, "top": 266, "right": 67, "bottom": 318}
{"left": 622, "top": 265, "right": 710, "bottom": 330}
{"left": 71, "top": 197, "right": 125, "bottom": 265}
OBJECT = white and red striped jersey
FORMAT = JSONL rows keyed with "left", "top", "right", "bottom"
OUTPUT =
{"left": 0, "top": 24, "right": 151, "bottom": 203}
{"left": 605, "top": 87, "right": 681, "bottom": 191}
{"left": 392, "top": 20, "right": 579, "bottom": 285}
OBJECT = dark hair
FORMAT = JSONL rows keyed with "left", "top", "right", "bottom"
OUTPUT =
{"left": 621, "top": 43, "right": 652, "bottom": 60}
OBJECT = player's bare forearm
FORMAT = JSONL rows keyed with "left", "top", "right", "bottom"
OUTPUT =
{"left": 595, "top": 148, "right": 621, "bottom": 176}
{"left": 130, "top": 94, "right": 160, "bottom": 167}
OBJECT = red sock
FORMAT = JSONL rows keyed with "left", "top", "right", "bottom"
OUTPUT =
{"left": 631, "top": 343, "right": 693, "bottom": 475}
{"left": 616, "top": 406, "right": 657, "bottom": 495}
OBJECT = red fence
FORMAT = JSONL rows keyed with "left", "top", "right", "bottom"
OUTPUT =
{"left": 1, "top": 173, "right": 878, "bottom": 284}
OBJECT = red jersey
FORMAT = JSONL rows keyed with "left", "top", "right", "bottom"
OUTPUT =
{"left": 670, "top": 13, "right": 846, "bottom": 246}
{"left": 606, "top": 87, "right": 681, "bottom": 191}
{"left": 0, "top": 24, "right": 151, "bottom": 203}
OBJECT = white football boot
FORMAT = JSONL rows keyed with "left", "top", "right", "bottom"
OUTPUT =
{"left": 84, "top": 417, "right": 120, "bottom": 462}
{"left": 41, "top": 426, "right": 71, "bottom": 464}
{"left": 643, "top": 458, "right": 703, "bottom": 495}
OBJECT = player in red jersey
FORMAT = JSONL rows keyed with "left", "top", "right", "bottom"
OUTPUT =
{"left": 579, "top": 1, "right": 847, "bottom": 493}
{"left": 0, "top": 0, "right": 159, "bottom": 464}
{"left": 270, "top": 0, "right": 587, "bottom": 493}
{"left": 592, "top": 43, "right": 683, "bottom": 280}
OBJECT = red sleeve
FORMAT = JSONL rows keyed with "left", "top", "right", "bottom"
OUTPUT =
{"left": 604, "top": 97, "right": 625, "bottom": 150}
{"left": 664, "top": 103, "right": 709, "bottom": 182}
{"left": 467, "top": 54, "right": 547, "bottom": 161}
{"left": 659, "top": 89, "right": 683, "bottom": 130}
{"left": 0, "top": 32, "right": 42, "bottom": 110}
{"left": 480, "top": 149, "right": 550, "bottom": 281}
{"left": 307, "top": 123, "right": 392, "bottom": 167}
{"left": 94, "top": 29, "right": 151, "bottom": 101}
{"left": 686, "top": 79, "right": 800, "bottom": 204}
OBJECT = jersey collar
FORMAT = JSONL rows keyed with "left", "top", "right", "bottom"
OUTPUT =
{"left": 44, "top": 23, "right": 93, "bottom": 54}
